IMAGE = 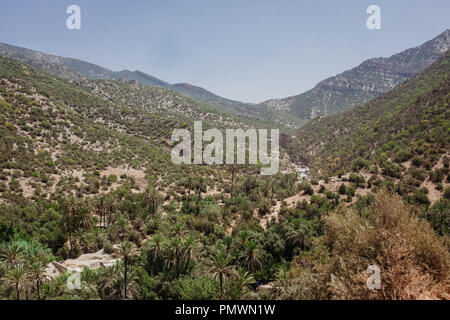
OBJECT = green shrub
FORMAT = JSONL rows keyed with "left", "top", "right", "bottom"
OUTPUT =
{"left": 382, "top": 162, "right": 402, "bottom": 179}
{"left": 409, "top": 168, "right": 427, "bottom": 181}
{"left": 41, "top": 120, "right": 51, "bottom": 129}
{"left": 346, "top": 186, "right": 356, "bottom": 198}
{"left": 414, "top": 191, "right": 430, "bottom": 205}
{"left": 445, "top": 187, "right": 450, "bottom": 200}
{"left": 443, "top": 156, "right": 449, "bottom": 169}
{"left": 394, "top": 150, "right": 412, "bottom": 163}
{"left": 429, "top": 170, "right": 444, "bottom": 184}
{"left": 338, "top": 183, "right": 347, "bottom": 195}
{"left": 103, "top": 241, "right": 115, "bottom": 254}
{"left": 175, "top": 276, "right": 219, "bottom": 300}
{"left": 9, "top": 179, "right": 20, "bottom": 191}
{"left": 411, "top": 157, "right": 423, "bottom": 167}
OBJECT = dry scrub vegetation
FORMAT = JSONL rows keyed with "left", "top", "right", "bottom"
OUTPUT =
{"left": 277, "top": 191, "right": 450, "bottom": 300}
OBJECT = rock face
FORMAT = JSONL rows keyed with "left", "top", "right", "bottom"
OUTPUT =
{"left": 259, "top": 29, "right": 450, "bottom": 120}
{"left": 45, "top": 248, "right": 120, "bottom": 279}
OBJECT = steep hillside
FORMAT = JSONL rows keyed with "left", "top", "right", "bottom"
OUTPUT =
{"left": 0, "top": 56, "right": 270, "bottom": 205}
{"left": 259, "top": 29, "right": 450, "bottom": 120}
{"left": 0, "top": 56, "right": 177, "bottom": 201}
{"left": 0, "top": 42, "right": 172, "bottom": 87}
{"left": 287, "top": 50, "right": 450, "bottom": 179}
{"left": 0, "top": 43, "right": 258, "bottom": 117}
{"left": 77, "top": 79, "right": 253, "bottom": 133}
{"left": 172, "top": 82, "right": 250, "bottom": 112}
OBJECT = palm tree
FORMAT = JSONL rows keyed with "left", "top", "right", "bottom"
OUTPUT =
{"left": 167, "top": 236, "right": 183, "bottom": 273}
{"left": 60, "top": 198, "right": 93, "bottom": 256}
{"left": 239, "top": 240, "right": 264, "bottom": 272}
{"left": 237, "top": 230, "right": 250, "bottom": 247}
{"left": 98, "top": 261, "right": 138, "bottom": 300}
{"left": 270, "top": 179, "right": 275, "bottom": 203}
{"left": 195, "top": 178, "right": 204, "bottom": 215}
{"left": 230, "top": 165, "right": 235, "bottom": 197}
{"left": 197, "top": 178, "right": 204, "bottom": 202}
{"left": 3, "top": 264, "right": 30, "bottom": 300}
{"left": 98, "top": 261, "right": 121, "bottom": 299}
{"left": 0, "top": 243, "right": 25, "bottom": 267}
{"left": 144, "top": 234, "right": 166, "bottom": 274}
{"left": 117, "top": 217, "right": 128, "bottom": 236}
{"left": 29, "top": 261, "right": 47, "bottom": 300}
{"left": 60, "top": 198, "right": 77, "bottom": 256}
{"left": 185, "top": 177, "right": 192, "bottom": 213}
{"left": 263, "top": 177, "right": 270, "bottom": 197}
{"left": 223, "top": 236, "right": 233, "bottom": 254}
{"left": 76, "top": 200, "right": 94, "bottom": 232}
{"left": 229, "top": 268, "right": 255, "bottom": 299}
{"left": 106, "top": 198, "right": 117, "bottom": 227}
{"left": 171, "top": 223, "right": 186, "bottom": 240}
{"left": 206, "top": 248, "right": 234, "bottom": 299}
{"left": 182, "top": 236, "right": 198, "bottom": 273}
{"left": 428, "top": 199, "right": 448, "bottom": 236}
{"left": 269, "top": 264, "right": 290, "bottom": 298}
{"left": 146, "top": 234, "right": 165, "bottom": 260}
{"left": 286, "top": 224, "right": 311, "bottom": 250}
{"left": 0, "top": 260, "right": 6, "bottom": 278}
{"left": 143, "top": 186, "right": 161, "bottom": 216}
{"left": 119, "top": 241, "right": 138, "bottom": 299}
{"left": 274, "top": 264, "right": 289, "bottom": 280}
{"left": 95, "top": 195, "right": 107, "bottom": 228}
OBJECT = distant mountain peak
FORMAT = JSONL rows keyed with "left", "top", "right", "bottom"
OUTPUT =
{"left": 174, "top": 83, "right": 198, "bottom": 89}
{"left": 258, "top": 29, "right": 450, "bottom": 120}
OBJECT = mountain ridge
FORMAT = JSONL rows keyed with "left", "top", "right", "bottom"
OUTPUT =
{"left": 287, "top": 49, "right": 450, "bottom": 177}
{"left": 0, "top": 42, "right": 251, "bottom": 111}
{"left": 0, "top": 42, "right": 306, "bottom": 129}
{"left": 259, "top": 29, "right": 450, "bottom": 120}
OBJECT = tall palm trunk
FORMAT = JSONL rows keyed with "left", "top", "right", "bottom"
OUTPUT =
{"left": 124, "top": 256, "right": 128, "bottom": 299}
{"left": 219, "top": 272, "right": 223, "bottom": 299}
{"left": 175, "top": 247, "right": 180, "bottom": 273}
{"left": 186, "top": 180, "right": 192, "bottom": 212}
{"left": 270, "top": 183, "right": 274, "bottom": 203}
{"left": 68, "top": 226, "right": 73, "bottom": 257}
{"left": 184, "top": 250, "right": 191, "bottom": 273}
{"left": 198, "top": 182, "right": 202, "bottom": 202}
{"left": 107, "top": 205, "right": 113, "bottom": 226}
{"left": 230, "top": 165, "right": 235, "bottom": 197}
{"left": 37, "top": 280, "right": 40, "bottom": 300}
{"left": 100, "top": 198, "right": 104, "bottom": 228}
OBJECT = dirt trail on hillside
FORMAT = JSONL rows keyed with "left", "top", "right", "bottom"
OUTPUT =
{"left": 256, "top": 154, "right": 450, "bottom": 229}
{"left": 101, "top": 166, "right": 147, "bottom": 192}
{"left": 254, "top": 192, "right": 312, "bottom": 229}
{"left": 256, "top": 175, "right": 372, "bottom": 230}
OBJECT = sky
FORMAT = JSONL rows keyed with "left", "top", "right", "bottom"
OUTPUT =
{"left": 0, "top": 0, "right": 449, "bottom": 103}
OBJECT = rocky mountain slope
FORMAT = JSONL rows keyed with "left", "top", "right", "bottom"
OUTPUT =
{"left": 0, "top": 42, "right": 301, "bottom": 129}
{"left": 287, "top": 49, "right": 450, "bottom": 180}
{"left": 259, "top": 29, "right": 450, "bottom": 120}
{"left": 0, "top": 43, "right": 247, "bottom": 110}
{"left": 0, "top": 55, "right": 266, "bottom": 204}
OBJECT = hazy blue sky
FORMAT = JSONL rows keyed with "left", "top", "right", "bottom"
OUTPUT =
{"left": 0, "top": 0, "right": 449, "bottom": 103}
